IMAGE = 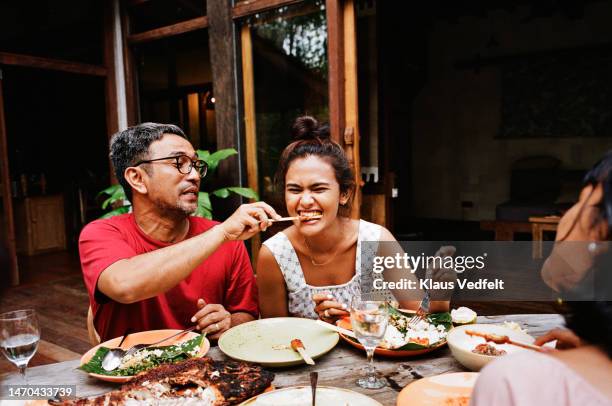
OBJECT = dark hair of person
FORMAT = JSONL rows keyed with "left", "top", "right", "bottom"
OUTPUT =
{"left": 275, "top": 116, "right": 355, "bottom": 216}
{"left": 561, "top": 151, "right": 612, "bottom": 358}
{"left": 110, "top": 122, "right": 186, "bottom": 201}
{"left": 562, "top": 249, "right": 612, "bottom": 358}
{"left": 583, "top": 150, "right": 612, "bottom": 230}
{"left": 558, "top": 150, "right": 612, "bottom": 241}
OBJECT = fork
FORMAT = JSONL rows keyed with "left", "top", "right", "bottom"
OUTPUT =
{"left": 123, "top": 326, "right": 198, "bottom": 358}
{"left": 408, "top": 291, "right": 430, "bottom": 328}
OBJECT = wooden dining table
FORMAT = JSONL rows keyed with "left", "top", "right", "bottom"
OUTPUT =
{"left": 0, "top": 314, "right": 564, "bottom": 405}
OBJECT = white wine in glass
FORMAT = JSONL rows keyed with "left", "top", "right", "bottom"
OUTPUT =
{"left": 350, "top": 299, "right": 388, "bottom": 389}
{"left": 0, "top": 309, "right": 40, "bottom": 382}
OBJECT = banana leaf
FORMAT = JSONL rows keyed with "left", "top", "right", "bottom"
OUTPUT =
{"left": 79, "top": 334, "right": 204, "bottom": 376}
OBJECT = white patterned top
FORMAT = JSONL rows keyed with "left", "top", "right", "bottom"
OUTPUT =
{"left": 262, "top": 219, "right": 382, "bottom": 319}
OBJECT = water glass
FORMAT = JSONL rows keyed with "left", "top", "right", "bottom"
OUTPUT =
{"left": 350, "top": 299, "right": 388, "bottom": 389}
{"left": 0, "top": 309, "right": 40, "bottom": 382}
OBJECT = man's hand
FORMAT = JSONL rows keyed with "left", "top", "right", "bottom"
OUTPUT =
{"left": 219, "top": 202, "right": 281, "bottom": 241}
{"left": 534, "top": 328, "right": 582, "bottom": 350}
{"left": 191, "top": 299, "right": 232, "bottom": 339}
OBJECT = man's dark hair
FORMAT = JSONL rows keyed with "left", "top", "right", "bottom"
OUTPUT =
{"left": 110, "top": 122, "right": 187, "bottom": 201}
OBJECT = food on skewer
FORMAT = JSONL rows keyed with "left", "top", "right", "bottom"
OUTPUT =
{"left": 290, "top": 339, "right": 315, "bottom": 365}
{"left": 465, "top": 330, "right": 542, "bottom": 353}
{"left": 299, "top": 211, "right": 322, "bottom": 221}
{"left": 465, "top": 330, "right": 509, "bottom": 344}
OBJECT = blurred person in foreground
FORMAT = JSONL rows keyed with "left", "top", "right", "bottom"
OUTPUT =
{"left": 79, "top": 123, "right": 280, "bottom": 341}
{"left": 471, "top": 153, "right": 612, "bottom": 405}
{"left": 256, "top": 116, "right": 452, "bottom": 322}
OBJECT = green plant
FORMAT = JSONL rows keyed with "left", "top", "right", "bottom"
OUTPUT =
{"left": 97, "top": 148, "right": 258, "bottom": 220}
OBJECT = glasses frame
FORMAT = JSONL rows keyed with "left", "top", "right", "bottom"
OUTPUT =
{"left": 134, "top": 154, "right": 208, "bottom": 178}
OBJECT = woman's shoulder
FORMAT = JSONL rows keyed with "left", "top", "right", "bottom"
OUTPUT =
{"left": 357, "top": 219, "right": 395, "bottom": 241}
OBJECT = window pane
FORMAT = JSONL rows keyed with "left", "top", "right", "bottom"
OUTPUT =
{"left": 128, "top": 0, "right": 206, "bottom": 34}
{"left": 249, "top": 0, "right": 329, "bottom": 211}
{"left": 133, "top": 30, "right": 215, "bottom": 151}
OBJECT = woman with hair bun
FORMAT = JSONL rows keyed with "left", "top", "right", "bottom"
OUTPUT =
{"left": 256, "top": 116, "right": 450, "bottom": 322}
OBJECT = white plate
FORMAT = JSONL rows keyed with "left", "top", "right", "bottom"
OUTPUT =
{"left": 447, "top": 324, "right": 535, "bottom": 371}
{"left": 218, "top": 318, "right": 339, "bottom": 367}
{"left": 240, "top": 386, "right": 382, "bottom": 405}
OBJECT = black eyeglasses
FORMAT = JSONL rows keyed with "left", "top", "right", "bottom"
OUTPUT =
{"left": 134, "top": 154, "right": 208, "bottom": 178}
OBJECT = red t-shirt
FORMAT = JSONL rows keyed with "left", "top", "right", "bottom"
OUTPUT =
{"left": 79, "top": 214, "right": 258, "bottom": 341}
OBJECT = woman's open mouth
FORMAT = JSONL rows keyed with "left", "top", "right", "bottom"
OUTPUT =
{"left": 298, "top": 210, "right": 322, "bottom": 224}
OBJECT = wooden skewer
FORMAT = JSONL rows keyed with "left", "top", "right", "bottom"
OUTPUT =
{"left": 316, "top": 319, "right": 357, "bottom": 338}
{"left": 291, "top": 339, "right": 315, "bottom": 365}
{"left": 266, "top": 215, "right": 323, "bottom": 223}
{"left": 465, "top": 330, "right": 544, "bottom": 352}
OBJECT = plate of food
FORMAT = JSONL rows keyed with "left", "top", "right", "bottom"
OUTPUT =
{"left": 396, "top": 372, "right": 478, "bottom": 406}
{"left": 337, "top": 307, "right": 452, "bottom": 357}
{"left": 218, "top": 318, "right": 339, "bottom": 367}
{"left": 447, "top": 324, "right": 536, "bottom": 371}
{"left": 53, "top": 357, "right": 274, "bottom": 405}
{"left": 79, "top": 329, "right": 210, "bottom": 382}
{"left": 240, "top": 385, "right": 382, "bottom": 405}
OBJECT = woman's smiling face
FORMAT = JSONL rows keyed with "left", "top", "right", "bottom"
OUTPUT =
{"left": 285, "top": 155, "right": 349, "bottom": 235}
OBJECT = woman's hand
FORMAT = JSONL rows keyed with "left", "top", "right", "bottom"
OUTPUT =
{"left": 312, "top": 293, "right": 349, "bottom": 323}
{"left": 534, "top": 328, "right": 582, "bottom": 350}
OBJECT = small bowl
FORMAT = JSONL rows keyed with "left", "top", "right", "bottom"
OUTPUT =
{"left": 447, "top": 324, "right": 535, "bottom": 371}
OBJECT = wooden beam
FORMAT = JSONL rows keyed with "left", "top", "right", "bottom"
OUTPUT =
{"left": 127, "top": 16, "right": 209, "bottom": 45}
{"left": 240, "top": 25, "right": 261, "bottom": 263}
{"left": 326, "top": 0, "right": 344, "bottom": 143}
{"left": 207, "top": 0, "right": 242, "bottom": 220}
{"left": 232, "top": 0, "right": 304, "bottom": 19}
{"left": 103, "top": 0, "right": 120, "bottom": 137}
{"left": 121, "top": 1, "right": 139, "bottom": 126}
{"left": 343, "top": 0, "right": 361, "bottom": 218}
{"left": 0, "top": 70, "right": 19, "bottom": 286}
{"left": 0, "top": 52, "right": 106, "bottom": 77}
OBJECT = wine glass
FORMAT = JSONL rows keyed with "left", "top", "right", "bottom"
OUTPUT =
{"left": 0, "top": 309, "right": 40, "bottom": 382}
{"left": 350, "top": 299, "right": 388, "bottom": 389}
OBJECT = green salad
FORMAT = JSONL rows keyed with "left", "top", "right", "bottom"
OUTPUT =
{"left": 80, "top": 334, "right": 205, "bottom": 376}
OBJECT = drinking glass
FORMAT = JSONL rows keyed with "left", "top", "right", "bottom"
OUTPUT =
{"left": 0, "top": 309, "right": 40, "bottom": 382}
{"left": 350, "top": 299, "right": 388, "bottom": 389}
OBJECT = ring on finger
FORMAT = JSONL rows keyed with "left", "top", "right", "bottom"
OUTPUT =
{"left": 324, "top": 309, "right": 330, "bottom": 318}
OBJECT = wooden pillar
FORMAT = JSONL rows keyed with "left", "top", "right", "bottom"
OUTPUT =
{"left": 0, "top": 69, "right": 19, "bottom": 286}
{"left": 342, "top": 0, "right": 361, "bottom": 218}
{"left": 207, "top": 0, "right": 242, "bottom": 219}
{"left": 326, "top": 0, "right": 345, "bottom": 144}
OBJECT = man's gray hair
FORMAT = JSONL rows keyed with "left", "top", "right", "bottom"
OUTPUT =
{"left": 110, "top": 123, "right": 186, "bottom": 201}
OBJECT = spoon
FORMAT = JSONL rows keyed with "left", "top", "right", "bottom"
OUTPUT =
{"left": 101, "top": 328, "right": 132, "bottom": 372}
{"left": 310, "top": 371, "right": 318, "bottom": 406}
{"left": 101, "top": 326, "right": 197, "bottom": 371}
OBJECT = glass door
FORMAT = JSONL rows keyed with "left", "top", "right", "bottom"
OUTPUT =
{"left": 240, "top": 0, "right": 361, "bottom": 256}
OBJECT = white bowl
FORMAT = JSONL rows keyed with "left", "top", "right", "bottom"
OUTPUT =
{"left": 447, "top": 323, "right": 535, "bottom": 371}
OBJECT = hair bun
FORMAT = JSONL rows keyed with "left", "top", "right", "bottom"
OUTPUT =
{"left": 291, "top": 116, "right": 330, "bottom": 141}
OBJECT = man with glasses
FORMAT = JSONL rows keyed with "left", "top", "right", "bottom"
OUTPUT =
{"left": 79, "top": 122, "right": 280, "bottom": 341}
